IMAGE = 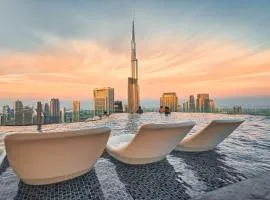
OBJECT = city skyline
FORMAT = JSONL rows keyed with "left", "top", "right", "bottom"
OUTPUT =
{"left": 0, "top": 1, "right": 270, "bottom": 101}
{"left": 1, "top": 95, "right": 270, "bottom": 110}
{"left": 1, "top": 92, "right": 270, "bottom": 126}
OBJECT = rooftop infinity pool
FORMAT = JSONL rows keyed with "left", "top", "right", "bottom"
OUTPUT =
{"left": 0, "top": 112, "right": 269, "bottom": 200}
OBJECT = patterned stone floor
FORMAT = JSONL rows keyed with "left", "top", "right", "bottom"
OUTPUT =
{"left": 191, "top": 171, "right": 270, "bottom": 200}
{"left": 0, "top": 151, "right": 247, "bottom": 200}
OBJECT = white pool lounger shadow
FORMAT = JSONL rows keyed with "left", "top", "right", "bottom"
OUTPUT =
{"left": 106, "top": 121, "right": 195, "bottom": 165}
{"left": 4, "top": 127, "right": 111, "bottom": 185}
{"left": 175, "top": 119, "right": 244, "bottom": 152}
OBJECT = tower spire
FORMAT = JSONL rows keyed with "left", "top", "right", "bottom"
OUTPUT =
{"left": 132, "top": 19, "right": 135, "bottom": 42}
{"left": 131, "top": 18, "right": 137, "bottom": 79}
{"left": 128, "top": 16, "right": 140, "bottom": 113}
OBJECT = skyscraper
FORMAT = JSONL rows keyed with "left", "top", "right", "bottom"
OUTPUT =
{"left": 14, "top": 100, "right": 23, "bottom": 125}
{"left": 93, "top": 87, "right": 114, "bottom": 116}
{"left": 128, "top": 20, "right": 140, "bottom": 113}
{"left": 160, "top": 92, "right": 178, "bottom": 112}
{"left": 44, "top": 103, "right": 50, "bottom": 124}
{"left": 36, "top": 102, "right": 42, "bottom": 126}
{"left": 189, "top": 95, "right": 196, "bottom": 112}
{"left": 0, "top": 115, "right": 4, "bottom": 126}
{"left": 10, "top": 108, "right": 14, "bottom": 119}
{"left": 72, "top": 101, "right": 80, "bottom": 122}
{"left": 60, "top": 107, "right": 66, "bottom": 123}
{"left": 2, "top": 105, "right": 10, "bottom": 125}
{"left": 182, "top": 100, "right": 189, "bottom": 112}
{"left": 196, "top": 94, "right": 210, "bottom": 113}
{"left": 50, "top": 98, "right": 60, "bottom": 123}
{"left": 23, "top": 106, "right": 33, "bottom": 125}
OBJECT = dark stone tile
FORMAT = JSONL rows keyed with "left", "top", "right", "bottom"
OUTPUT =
{"left": 0, "top": 151, "right": 248, "bottom": 200}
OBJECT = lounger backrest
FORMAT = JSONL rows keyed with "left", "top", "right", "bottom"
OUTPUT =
{"left": 182, "top": 119, "right": 244, "bottom": 148}
{"left": 4, "top": 127, "right": 110, "bottom": 181}
{"left": 124, "top": 122, "right": 195, "bottom": 158}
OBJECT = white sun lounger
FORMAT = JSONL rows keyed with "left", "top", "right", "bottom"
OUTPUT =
{"left": 4, "top": 127, "right": 111, "bottom": 185}
{"left": 175, "top": 119, "right": 244, "bottom": 152}
{"left": 106, "top": 121, "right": 195, "bottom": 165}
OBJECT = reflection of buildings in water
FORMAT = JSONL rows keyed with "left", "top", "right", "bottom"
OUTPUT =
{"left": 111, "top": 157, "right": 190, "bottom": 199}
{"left": 124, "top": 114, "right": 141, "bottom": 134}
{"left": 171, "top": 150, "right": 246, "bottom": 192}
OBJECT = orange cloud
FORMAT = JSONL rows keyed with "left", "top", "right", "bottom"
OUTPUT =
{"left": 0, "top": 38, "right": 270, "bottom": 100}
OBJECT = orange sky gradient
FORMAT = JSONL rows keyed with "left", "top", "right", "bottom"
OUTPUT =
{"left": 0, "top": 37, "right": 270, "bottom": 100}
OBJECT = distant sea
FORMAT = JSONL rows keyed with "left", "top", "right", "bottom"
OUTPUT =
{"left": 0, "top": 96, "right": 270, "bottom": 110}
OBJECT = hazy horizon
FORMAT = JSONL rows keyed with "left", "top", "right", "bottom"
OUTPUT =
{"left": 1, "top": 95, "right": 270, "bottom": 110}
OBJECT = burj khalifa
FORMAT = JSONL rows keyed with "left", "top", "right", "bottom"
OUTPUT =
{"left": 128, "top": 20, "right": 140, "bottom": 113}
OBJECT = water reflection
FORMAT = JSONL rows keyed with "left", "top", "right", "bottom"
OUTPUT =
{"left": 123, "top": 114, "right": 141, "bottom": 135}
{"left": 171, "top": 150, "right": 246, "bottom": 192}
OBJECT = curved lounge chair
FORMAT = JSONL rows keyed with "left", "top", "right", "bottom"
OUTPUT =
{"left": 106, "top": 121, "right": 195, "bottom": 165}
{"left": 4, "top": 127, "right": 110, "bottom": 185}
{"left": 175, "top": 119, "right": 244, "bottom": 152}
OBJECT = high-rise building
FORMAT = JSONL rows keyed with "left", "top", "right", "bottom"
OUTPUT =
{"left": 10, "top": 108, "right": 14, "bottom": 119}
{"left": 182, "top": 100, "right": 189, "bottom": 112}
{"left": 128, "top": 20, "right": 140, "bottom": 113}
{"left": 114, "top": 101, "right": 123, "bottom": 113}
{"left": 72, "top": 101, "right": 80, "bottom": 122}
{"left": 2, "top": 105, "right": 10, "bottom": 125}
{"left": 210, "top": 99, "right": 215, "bottom": 112}
{"left": 14, "top": 100, "right": 23, "bottom": 125}
{"left": 177, "top": 105, "right": 181, "bottom": 112}
{"left": 23, "top": 106, "right": 33, "bottom": 125}
{"left": 60, "top": 107, "right": 66, "bottom": 123}
{"left": 36, "top": 102, "right": 42, "bottom": 125}
{"left": 0, "top": 115, "right": 4, "bottom": 126}
{"left": 196, "top": 94, "right": 210, "bottom": 113}
{"left": 93, "top": 87, "right": 114, "bottom": 116}
{"left": 44, "top": 103, "right": 50, "bottom": 124}
{"left": 50, "top": 98, "right": 60, "bottom": 123}
{"left": 189, "top": 95, "right": 196, "bottom": 112}
{"left": 160, "top": 92, "right": 178, "bottom": 112}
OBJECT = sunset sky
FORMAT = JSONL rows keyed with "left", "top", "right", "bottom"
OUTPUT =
{"left": 0, "top": 0, "right": 270, "bottom": 107}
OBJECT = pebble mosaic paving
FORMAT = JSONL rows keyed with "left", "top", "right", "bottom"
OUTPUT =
{"left": 0, "top": 151, "right": 246, "bottom": 200}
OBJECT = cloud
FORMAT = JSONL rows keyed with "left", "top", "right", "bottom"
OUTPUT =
{"left": 0, "top": 36, "right": 270, "bottom": 100}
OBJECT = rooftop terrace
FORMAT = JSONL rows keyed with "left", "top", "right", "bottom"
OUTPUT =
{"left": 0, "top": 113, "right": 269, "bottom": 199}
